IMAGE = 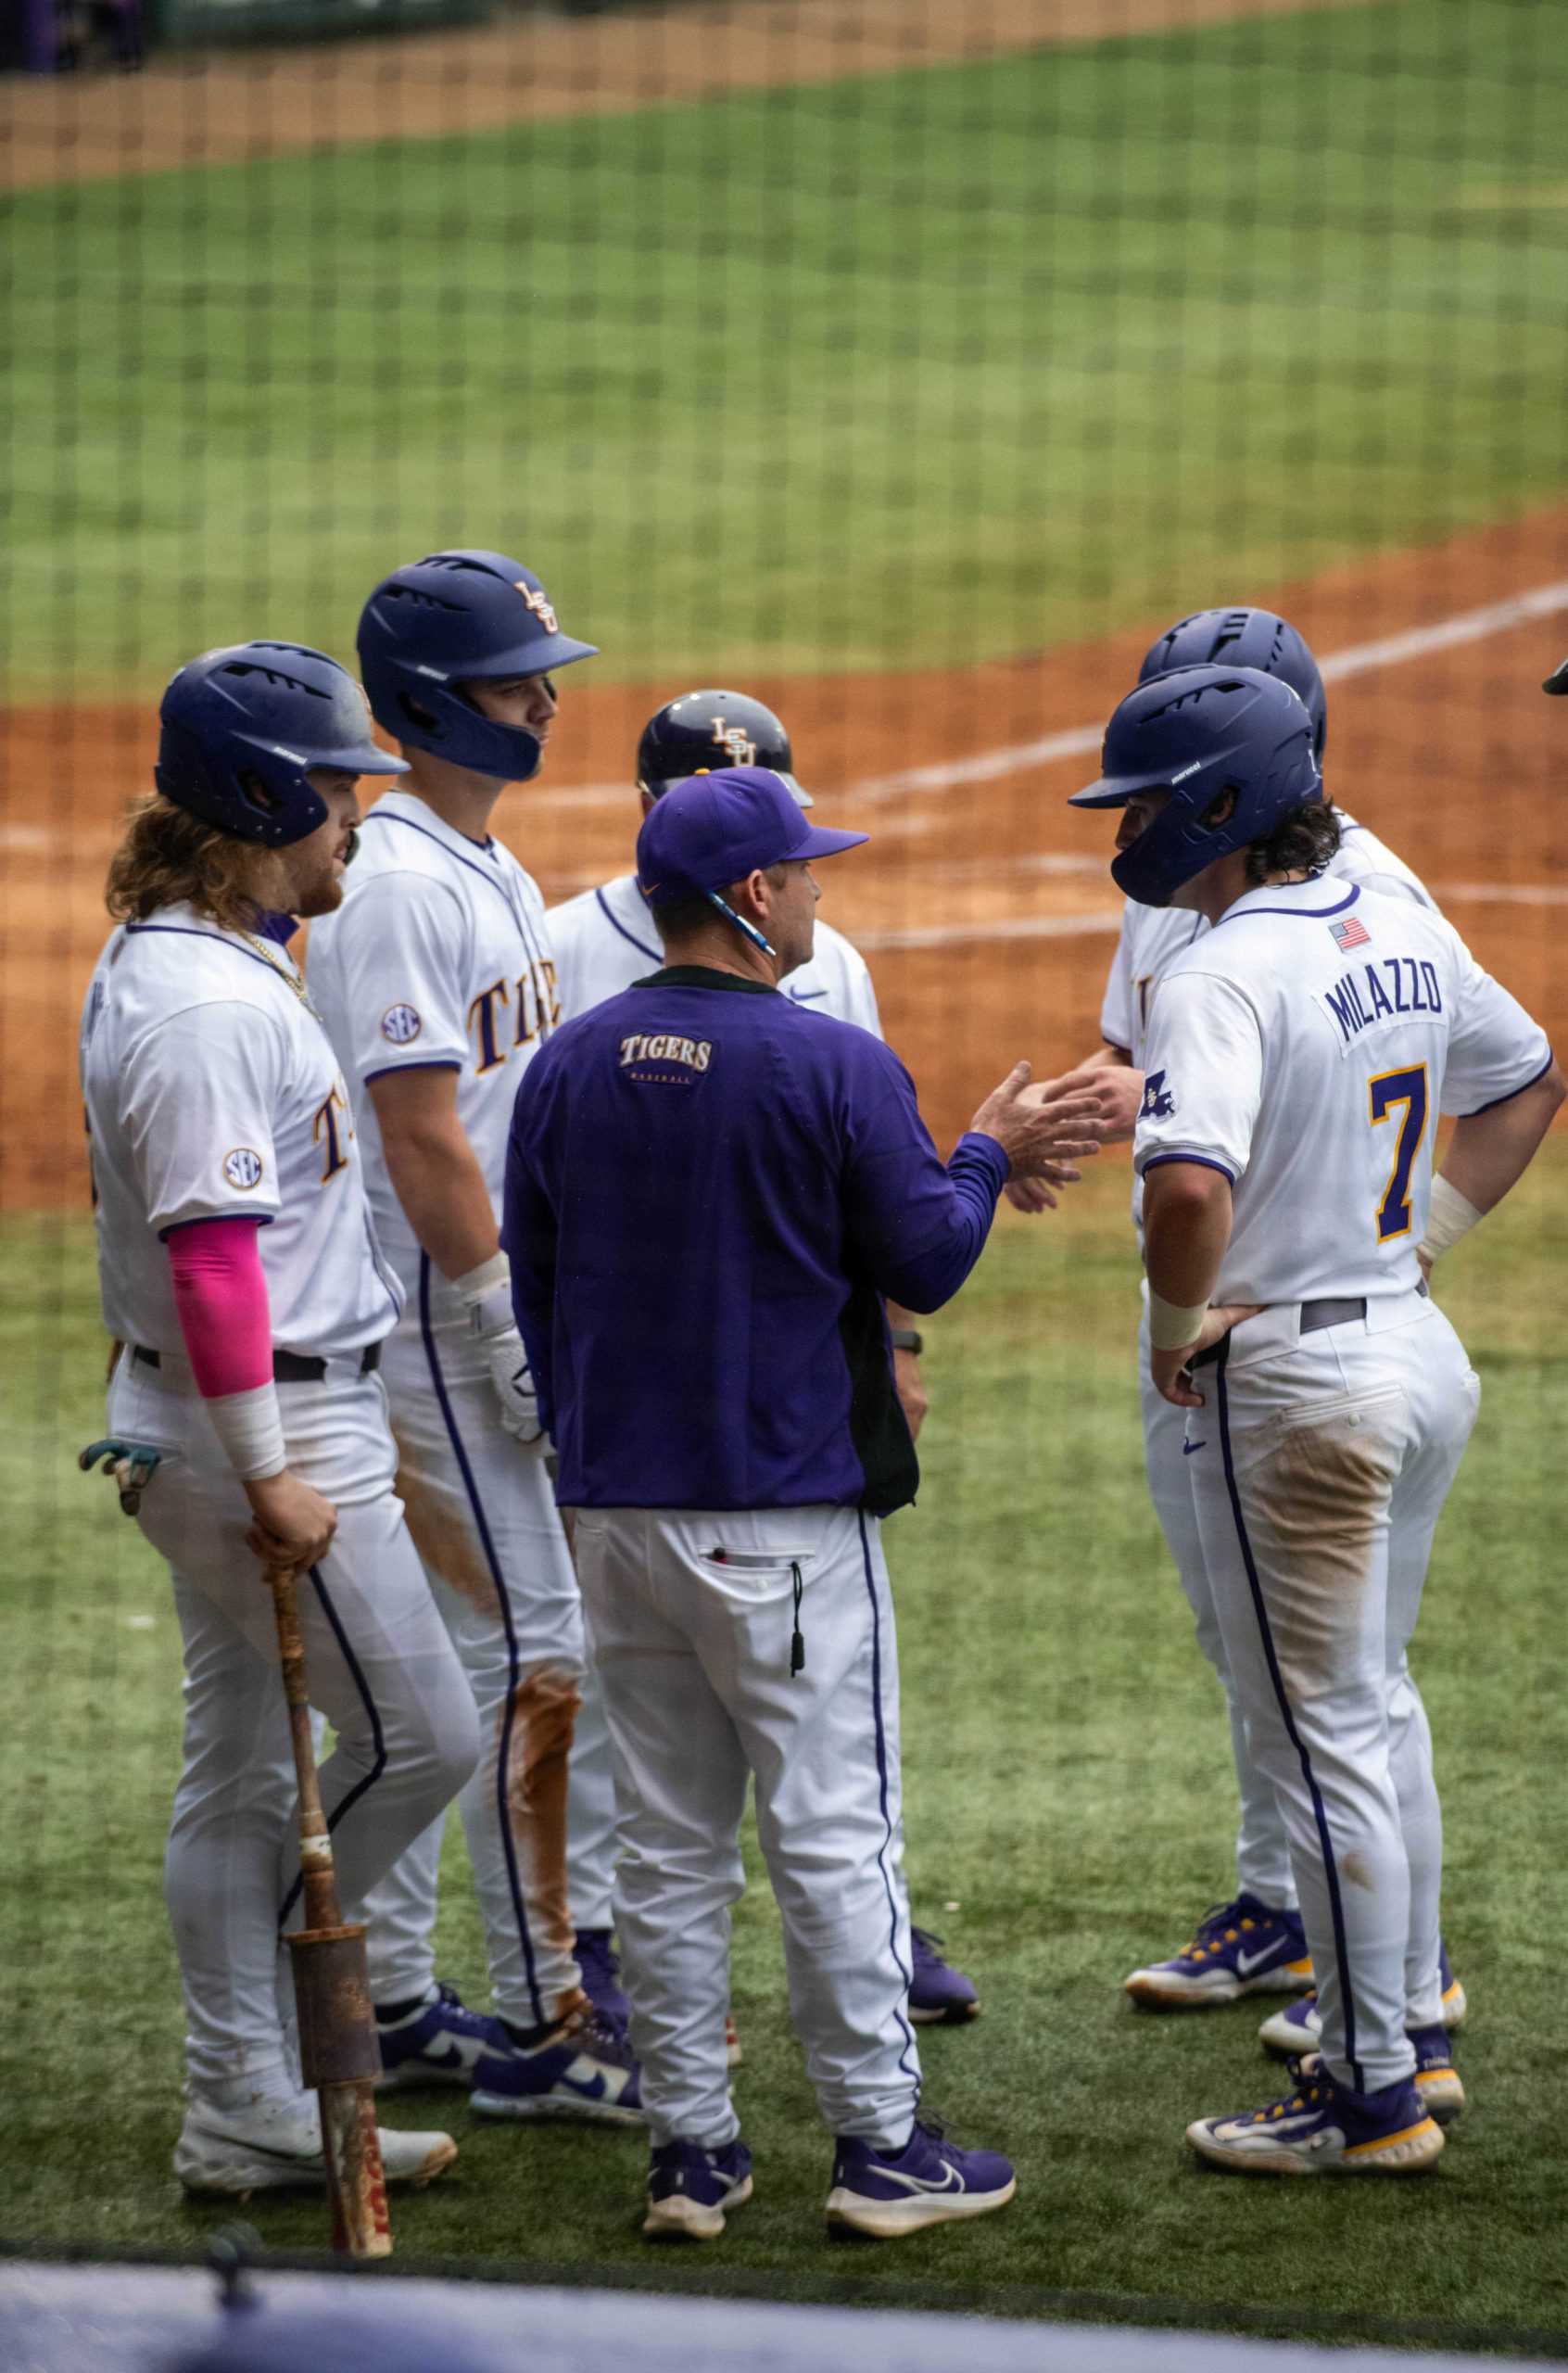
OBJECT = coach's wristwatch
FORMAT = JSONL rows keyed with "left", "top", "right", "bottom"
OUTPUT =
{"left": 889, "top": 1327, "right": 924, "bottom": 1354}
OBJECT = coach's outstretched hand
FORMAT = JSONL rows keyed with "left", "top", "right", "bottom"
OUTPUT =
{"left": 1004, "top": 1062, "right": 1140, "bottom": 1212}
{"left": 244, "top": 1469, "right": 338, "bottom": 1572}
{"left": 971, "top": 1060, "right": 1110, "bottom": 1182}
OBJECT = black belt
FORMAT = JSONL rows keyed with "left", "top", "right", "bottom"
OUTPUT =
{"left": 1189, "top": 1281, "right": 1426, "bottom": 1372}
{"left": 133, "top": 1341, "right": 381, "bottom": 1383}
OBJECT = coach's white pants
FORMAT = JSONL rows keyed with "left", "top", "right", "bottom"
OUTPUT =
{"left": 575, "top": 1504, "right": 920, "bottom": 2150}
{"left": 563, "top": 1656, "right": 618, "bottom": 1934}
{"left": 1183, "top": 1294, "right": 1477, "bottom": 2093}
{"left": 357, "top": 1277, "right": 587, "bottom": 2028}
{"left": 107, "top": 1351, "right": 479, "bottom": 2100}
{"left": 1138, "top": 1301, "right": 1296, "bottom": 1908}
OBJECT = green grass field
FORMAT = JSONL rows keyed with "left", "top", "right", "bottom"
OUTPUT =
{"left": 4, "top": 1147, "right": 1567, "bottom": 2345}
{"left": 6, "top": 0, "right": 1568, "bottom": 694}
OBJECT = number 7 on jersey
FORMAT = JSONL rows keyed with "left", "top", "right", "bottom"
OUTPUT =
{"left": 1368, "top": 1063, "right": 1429, "bottom": 1243}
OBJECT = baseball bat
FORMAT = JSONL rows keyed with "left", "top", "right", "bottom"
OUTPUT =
{"left": 267, "top": 1558, "right": 392, "bottom": 2261}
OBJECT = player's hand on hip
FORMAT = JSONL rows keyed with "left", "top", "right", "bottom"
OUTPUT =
{"left": 244, "top": 1470, "right": 338, "bottom": 1570}
{"left": 1149, "top": 1304, "right": 1262, "bottom": 1409}
{"left": 971, "top": 1060, "right": 1108, "bottom": 1177}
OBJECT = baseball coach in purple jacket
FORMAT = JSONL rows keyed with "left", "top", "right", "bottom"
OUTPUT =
{"left": 502, "top": 765, "right": 1109, "bottom": 2241}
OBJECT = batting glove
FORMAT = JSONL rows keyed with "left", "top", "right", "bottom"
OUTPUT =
{"left": 457, "top": 1252, "right": 546, "bottom": 1446}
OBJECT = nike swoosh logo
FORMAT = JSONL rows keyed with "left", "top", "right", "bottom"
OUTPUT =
{"left": 1183, "top": 1440, "right": 1207, "bottom": 1455}
{"left": 564, "top": 2063, "right": 609, "bottom": 2100}
{"left": 877, "top": 2162, "right": 963, "bottom": 2196}
{"left": 789, "top": 988, "right": 829, "bottom": 1003}
{"left": 1236, "top": 1944, "right": 1286, "bottom": 1975}
{"left": 419, "top": 2036, "right": 493, "bottom": 2073}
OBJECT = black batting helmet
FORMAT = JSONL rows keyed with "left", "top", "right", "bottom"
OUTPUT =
{"left": 636, "top": 690, "right": 810, "bottom": 806}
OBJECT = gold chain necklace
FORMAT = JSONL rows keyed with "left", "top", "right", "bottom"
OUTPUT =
{"left": 235, "top": 927, "right": 322, "bottom": 1022}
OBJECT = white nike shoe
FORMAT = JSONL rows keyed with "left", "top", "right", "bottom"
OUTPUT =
{"left": 175, "top": 2090, "right": 457, "bottom": 2196}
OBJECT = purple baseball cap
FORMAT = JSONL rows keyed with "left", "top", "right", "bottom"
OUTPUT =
{"left": 636, "top": 765, "right": 867, "bottom": 906}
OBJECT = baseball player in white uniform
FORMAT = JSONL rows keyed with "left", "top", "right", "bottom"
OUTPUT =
{"left": 81, "top": 642, "right": 481, "bottom": 2196}
{"left": 1055, "top": 611, "right": 1464, "bottom": 2047}
{"left": 1078, "top": 659, "right": 1562, "bottom": 2171}
{"left": 547, "top": 689, "right": 981, "bottom": 2037}
{"left": 306, "top": 551, "right": 640, "bottom": 2122}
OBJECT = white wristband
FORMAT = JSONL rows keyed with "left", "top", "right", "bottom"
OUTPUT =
{"left": 454, "top": 1250, "right": 512, "bottom": 1339}
{"left": 1419, "top": 1174, "right": 1482, "bottom": 1265}
{"left": 453, "top": 1250, "right": 510, "bottom": 1305}
{"left": 206, "top": 1381, "right": 286, "bottom": 1481}
{"left": 1148, "top": 1291, "right": 1209, "bottom": 1351}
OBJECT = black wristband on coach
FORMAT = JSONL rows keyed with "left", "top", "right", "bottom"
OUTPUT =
{"left": 889, "top": 1327, "right": 924, "bottom": 1354}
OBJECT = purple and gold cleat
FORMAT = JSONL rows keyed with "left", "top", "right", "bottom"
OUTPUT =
{"left": 1188, "top": 2072, "right": 1444, "bottom": 2176}
{"left": 1259, "top": 1941, "right": 1467, "bottom": 2057}
{"left": 1126, "top": 1893, "right": 1311, "bottom": 2008}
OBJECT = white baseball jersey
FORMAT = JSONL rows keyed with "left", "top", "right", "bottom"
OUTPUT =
{"left": 547, "top": 870, "right": 883, "bottom": 1034}
{"left": 1104, "top": 816, "right": 1435, "bottom": 1237}
{"left": 81, "top": 906, "right": 400, "bottom": 1359}
{"left": 306, "top": 791, "right": 561, "bottom": 1285}
{"left": 1101, "top": 814, "right": 1433, "bottom": 1065}
{"left": 1133, "top": 877, "right": 1552, "bottom": 1307}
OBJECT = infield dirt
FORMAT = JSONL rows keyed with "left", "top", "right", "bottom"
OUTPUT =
{"left": 3, "top": 0, "right": 1369, "bottom": 193}
{"left": 6, "top": 501, "right": 1565, "bottom": 1213}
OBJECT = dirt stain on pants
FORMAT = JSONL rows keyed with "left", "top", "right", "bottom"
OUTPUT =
{"left": 1248, "top": 1404, "right": 1396, "bottom": 1702}
{"left": 505, "top": 1662, "right": 583, "bottom": 2024}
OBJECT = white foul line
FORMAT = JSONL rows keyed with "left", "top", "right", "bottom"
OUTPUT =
{"left": 542, "top": 576, "right": 1568, "bottom": 817}
{"left": 847, "top": 577, "right": 1568, "bottom": 812}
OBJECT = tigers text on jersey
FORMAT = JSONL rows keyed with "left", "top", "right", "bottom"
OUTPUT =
{"left": 80, "top": 906, "right": 400, "bottom": 1359}
{"left": 547, "top": 871, "right": 883, "bottom": 1034}
{"left": 1133, "top": 879, "right": 1551, "bottom": 1308}
{"left": 305, "top": 791, "right": 561, "bottom": 1288}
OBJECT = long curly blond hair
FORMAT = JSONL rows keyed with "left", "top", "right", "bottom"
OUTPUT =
{"left": 105, "top": 794, "right": 262, "bottom": 933}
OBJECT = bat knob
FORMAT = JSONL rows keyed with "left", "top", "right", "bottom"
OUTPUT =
{"left": 208, "top": 2220, "right": 263, "bottom": 2313}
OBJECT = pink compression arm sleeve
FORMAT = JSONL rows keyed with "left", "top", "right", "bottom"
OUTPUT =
{"left": 165, "top": 1218, "right": 273, "bottom": 1396}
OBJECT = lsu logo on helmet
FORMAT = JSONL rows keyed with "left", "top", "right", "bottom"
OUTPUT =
{"left": 710, "top": 717, "right": 758, "bottom": 768}
{"left": 1140, "top": 1069, "right": 1176, "bottom": 1121}
{"left": 516, "top": 582, "right": 559, "bottom": 635}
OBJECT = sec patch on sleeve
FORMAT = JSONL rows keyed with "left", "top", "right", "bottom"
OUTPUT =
{"left": 381, "top": 1003, "right": 423, "bottom": 1045}
{"left": 222, "top": 1148, "right": 265, "bottom": 1190}
{"left": 1140, "top": 1069, "right": 1176, "bottom": 1120}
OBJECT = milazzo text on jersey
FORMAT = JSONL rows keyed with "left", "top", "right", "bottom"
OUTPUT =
{"left": 1322, "top": 958, "right": 1445, "bottom": 1047}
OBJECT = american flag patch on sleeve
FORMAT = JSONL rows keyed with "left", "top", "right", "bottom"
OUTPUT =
{"left": 1330, "top": 917, "right": 1372, "bottom": 951}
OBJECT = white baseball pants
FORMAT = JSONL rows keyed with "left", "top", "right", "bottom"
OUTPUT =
{"left": 563, "top": 1656, "right": 618, "bottom": 1934}
{"left": 357, "top": 1271, "right": 588, "bottom": 2028}
{"left": 107, "top": 1351, "right": 479, "bottom": 2101}
{"left": 1182, "top": 1292, "right": 1478, "bottom": 2092}
{"left": 574, "top": 1504, "right": 920, "bottom": 2150}
{"left": 1138, "top": 1298, "right": 1296, "bottom": 1908}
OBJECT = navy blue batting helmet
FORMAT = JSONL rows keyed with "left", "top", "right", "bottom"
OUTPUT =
{"left": 155, "top": 642, "right": 407, "bottom": 847}
{"left": 637, "top": 690, "right": 811, "bottom": 806}
{"left": 1070, "top": 666, "right": 1322, "bottom": 907}
{"left": 358, "top": 550, "right": 596, "bottom": 783}
{"left": 1140, "top": 606, "right": 1327, "bottom": 761}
